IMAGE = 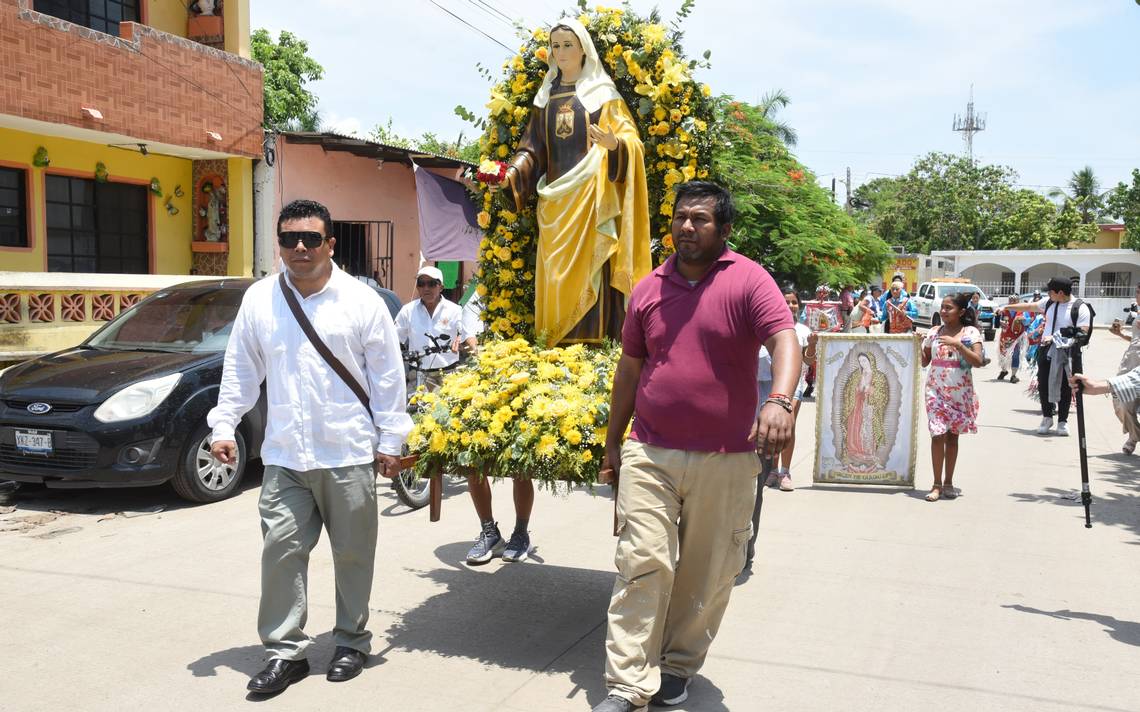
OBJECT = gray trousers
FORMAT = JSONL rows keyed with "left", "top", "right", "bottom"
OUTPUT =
{"left": 258, "top": 463, "right": 377, "bottom": 660}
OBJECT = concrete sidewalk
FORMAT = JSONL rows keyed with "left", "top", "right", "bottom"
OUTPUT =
{"left": 0, "top": 338, "right": 1137, "bottom": 712}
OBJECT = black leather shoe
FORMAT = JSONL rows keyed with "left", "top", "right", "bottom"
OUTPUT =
{"left": 246, "top": 658, "right": 309, "bottom": 694}
{"left": 326, "top": 646, "right": 367, "bottom": 682}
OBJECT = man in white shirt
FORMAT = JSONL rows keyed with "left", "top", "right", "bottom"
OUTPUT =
{"left": 1000, "top": 276, "right": 1092, "bottom": 436}
{"left": 397, "top": 270, "right": 535, "bottom": 565}
{"left": 395, "top": 266, "right": 472, "bottom": 392}
{"left": 208, "top": 199, "right": 411, "bottom": 694}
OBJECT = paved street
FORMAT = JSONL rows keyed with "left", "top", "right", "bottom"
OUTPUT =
{"left": 1, "top": 337, "right": 1137, "bottom": 712}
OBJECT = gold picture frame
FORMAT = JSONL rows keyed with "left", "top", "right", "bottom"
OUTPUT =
{"left": 812, "top": 333, "right": 922, "bottom": 488}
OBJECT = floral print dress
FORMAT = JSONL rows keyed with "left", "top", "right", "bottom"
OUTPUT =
{"left": 923, "top": 325, "right": 981, "bottom": 436}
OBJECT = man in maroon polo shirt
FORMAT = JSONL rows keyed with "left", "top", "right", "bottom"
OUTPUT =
{"left": 591, "top": 181, "right": 801, "bottom": 712}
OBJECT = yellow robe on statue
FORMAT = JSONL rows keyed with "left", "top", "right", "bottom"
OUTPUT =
{"left": 506, "top": 93, "right": 652, "bottom": 345}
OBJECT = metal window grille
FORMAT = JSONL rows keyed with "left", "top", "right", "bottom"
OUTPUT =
{"left": 45, "top": 175, "right": 148, "bottom": 274}
{"left": 331, "top": 220, "right": 394, "bottom": 290}
{"left": 0, "top": 166, "right": 28, "bottom": 248}
{"left": 33, "top": 0, "right": 139, "bottom": 36}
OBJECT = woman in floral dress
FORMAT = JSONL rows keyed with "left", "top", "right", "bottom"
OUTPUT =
{"left": 921, "top": 292, "right": 985, "bottom": 502}
{"left": 1109, "top": 283, "right": 1140, "bottom": 454}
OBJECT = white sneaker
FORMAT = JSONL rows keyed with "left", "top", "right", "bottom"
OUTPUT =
{"left": 1054, "top": 422, "right": 1069, "bottom": 437}
{"left": 1036, "top": 417, "right": 1054, "bottom": 435}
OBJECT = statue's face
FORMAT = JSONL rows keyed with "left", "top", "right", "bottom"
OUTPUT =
{"left": 550, "top": 29, "right": 585, "bottom": 78}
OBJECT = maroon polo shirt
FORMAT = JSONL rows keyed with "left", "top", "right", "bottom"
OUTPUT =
{"left": 622, "top": 248, "right": 793, "bottom": 453}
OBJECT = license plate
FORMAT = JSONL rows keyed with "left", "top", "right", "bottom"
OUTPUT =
{"left": 15, "top": 429, "right": 53, "bottom": 455}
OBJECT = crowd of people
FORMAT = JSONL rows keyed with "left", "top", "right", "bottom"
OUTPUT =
{"left": 200, "top": 185, "right": 1137, "bottom": 709}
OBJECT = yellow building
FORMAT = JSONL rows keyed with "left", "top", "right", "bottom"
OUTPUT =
{"left": 1068, "top": 222, "right": 1125, "bottom": 249}
{"left": 0, "top": 0, "right": 263, "bottom": 359}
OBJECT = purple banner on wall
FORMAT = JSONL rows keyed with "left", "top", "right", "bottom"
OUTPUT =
{"left": 415, "top": 167, "right": 480, "bottom": 261}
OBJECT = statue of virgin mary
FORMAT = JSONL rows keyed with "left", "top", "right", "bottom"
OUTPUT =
{"left": 501, "top": 19, "right": 652, "bottom": 344}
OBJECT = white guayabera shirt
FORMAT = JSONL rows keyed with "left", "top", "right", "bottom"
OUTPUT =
{"left": 394, "top": 297, "right": 463, "bottom": 370}
{"left": 208, "top": 263, "right": 412, "bottom": 470}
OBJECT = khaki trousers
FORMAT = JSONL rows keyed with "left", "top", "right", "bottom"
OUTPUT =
{"left": 257, "top": 463, "right": 377, "bottom": 660}
{"left": 604, "top": 440, "right": 758, "bottom": 705}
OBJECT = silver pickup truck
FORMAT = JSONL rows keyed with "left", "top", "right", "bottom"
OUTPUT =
{"left": 910, "top": 280, "right": 997, "bottom": 341}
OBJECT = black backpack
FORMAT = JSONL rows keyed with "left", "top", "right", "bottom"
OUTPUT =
{"left": 1047, "top": 298, "right": 1096, "bottom": 346}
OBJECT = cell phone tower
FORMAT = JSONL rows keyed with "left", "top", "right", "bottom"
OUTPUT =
{"left": 952, "top": 85, "right": 986, "bottom": 161}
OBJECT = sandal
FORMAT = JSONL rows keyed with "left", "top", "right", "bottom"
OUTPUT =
{"left": 925, "top": 486, "right": 942, "bottom": 502}
{"left": 1124, "top": 440, "right": 1136, "bottom": 455}
{"left": 942, "top": 485, "right": 958, "bottom": 499}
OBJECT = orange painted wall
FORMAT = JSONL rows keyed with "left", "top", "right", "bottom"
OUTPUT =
{"left": 273, "top": 141, "right": 469, "bottom": 303}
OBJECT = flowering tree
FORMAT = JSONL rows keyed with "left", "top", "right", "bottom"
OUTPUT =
{"left": 460, "top": 3, "right": 717, "bottom": 341}
{"left": 713, "top": 97, "right": 892, "bottom": 289}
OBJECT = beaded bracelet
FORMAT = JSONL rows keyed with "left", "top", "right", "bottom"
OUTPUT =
{"left": 764, "top": 396, "right": 794, "bottom": 414}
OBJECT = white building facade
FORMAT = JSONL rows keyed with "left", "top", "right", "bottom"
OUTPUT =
{"left": 931, "top": 248, "right": 1139, "bottom": 317}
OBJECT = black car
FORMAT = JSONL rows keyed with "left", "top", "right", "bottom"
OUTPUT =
{"left": 0, "top": 279, "right": 265, "bottom": 502}
{"left": 0, "top": 277, "right": 405, "bottom": 503}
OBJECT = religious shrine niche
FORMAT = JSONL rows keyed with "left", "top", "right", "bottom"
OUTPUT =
{"left": 188, "top": 0, "right": 225, "bottom": 50}
{"left": 195, "top": 174, "right": 228, "bottom": 243}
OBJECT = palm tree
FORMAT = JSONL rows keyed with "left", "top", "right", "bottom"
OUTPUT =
{"left": 756, "top": 89, "right": 798, "bottom": 147}
{"left": 1049, "top": 166, "right": 1105, "bottom": 224}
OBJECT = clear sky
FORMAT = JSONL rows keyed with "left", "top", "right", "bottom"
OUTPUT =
{"left": 252, "top": 0, "right": 1140, "bottom": 202}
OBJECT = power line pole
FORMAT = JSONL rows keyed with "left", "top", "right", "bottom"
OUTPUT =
{"left": 953, "top": 84, "right": 987, "bottom": 161}
{"left": 845, "top": 166, "right": 852, "bottom": 214}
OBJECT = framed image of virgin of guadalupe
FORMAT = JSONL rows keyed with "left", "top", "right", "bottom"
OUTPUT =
{"left": 812, "top": 333, "right": 922, "bottom": 487}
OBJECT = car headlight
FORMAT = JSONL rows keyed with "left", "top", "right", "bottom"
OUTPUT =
{"left": 94, "top": 373, "right": 182, "bottom": 423}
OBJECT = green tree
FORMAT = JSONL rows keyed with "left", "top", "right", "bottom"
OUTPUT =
{"left": 712, "top": 97, "right": 891, "bottom": 289}
{"left": 369, "top": 119, "right": 479, "bottom": 162}
{"left": 1048, "top": 166, "right": 1105, "bottom": 224}
{"left": 855, "top": 152, "right": 1094, "bottom": 252}
{"left": 1107, "top": 169, "right": 1140, "bottom": 250}
{"left": 281, "top": 109, "right": 323, "bottom": 132}
{"left": 251, "top": 29, "right": 325, "bottom": 131}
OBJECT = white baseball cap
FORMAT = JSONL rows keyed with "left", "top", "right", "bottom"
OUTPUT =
{"left": 416, "top": 266, "right": 444, "bottom": 283}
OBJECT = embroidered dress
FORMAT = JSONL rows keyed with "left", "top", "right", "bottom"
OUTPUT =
{"left": 923, "top": 325, "right": 981, "bottom": 436}
{"left": 997, "top": 310, "right": 1026, "bottom": 373}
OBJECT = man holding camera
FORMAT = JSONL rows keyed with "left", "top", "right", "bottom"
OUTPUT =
{"left": 1000, "top": 277, "right": 1092, "bottom": 436}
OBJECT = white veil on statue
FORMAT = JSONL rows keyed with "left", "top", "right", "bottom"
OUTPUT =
{"left": 532, "top": 18, "right": 622, "bottom": 114}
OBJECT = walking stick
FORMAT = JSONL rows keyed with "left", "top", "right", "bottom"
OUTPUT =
{"left": 1069, "top": 343, "right": 1093, "bottom": 528}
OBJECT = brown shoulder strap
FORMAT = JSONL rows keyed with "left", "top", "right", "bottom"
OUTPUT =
{"left": 278, "top": 273, "right": 372, "bottom": 416}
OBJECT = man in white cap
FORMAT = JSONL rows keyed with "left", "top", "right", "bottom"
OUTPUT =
{"left": 394, "top": 266, "right": 471, "bottom": 392}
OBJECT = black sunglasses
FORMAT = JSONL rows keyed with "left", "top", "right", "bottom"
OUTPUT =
{"left": 416, "top": 279, "right": 441, "bottom": 288}
{"left": 277, "top": 231, "right": 327, "bottom": 249}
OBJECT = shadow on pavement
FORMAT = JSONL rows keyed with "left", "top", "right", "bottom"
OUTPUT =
{"left": 370, "top": 542, "right": 730, "bottom": 711}
{"left": 807, "top": 484, "right": 917, "bottom": 497}
{"left": 1008, "top": 451, "right": 1140, "bottom": 543}
{"left": 1002, "top": 604, "right": 1140, "bottom": 648}
{"left": 0, "top": 462, "right": 264, "bottom": 523}
{"left": 187, "top": 630, "right": 388, "bottom": 681}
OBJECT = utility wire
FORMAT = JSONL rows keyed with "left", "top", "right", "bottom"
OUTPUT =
{"left": 472, "top": 0, "right": 515, "bottom": 25}
{"left": 429, "top": 0, "right": 514, "bottom": 52}
{"left": 465, "top": 0, "right": 513, "bottom": 28}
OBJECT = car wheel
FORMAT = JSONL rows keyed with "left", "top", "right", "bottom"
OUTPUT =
{"left": 171, "top": 423, "right": 247, "bottom": 503}
{"left": 931, "top": 313, "right": 941, "bottom": 327}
